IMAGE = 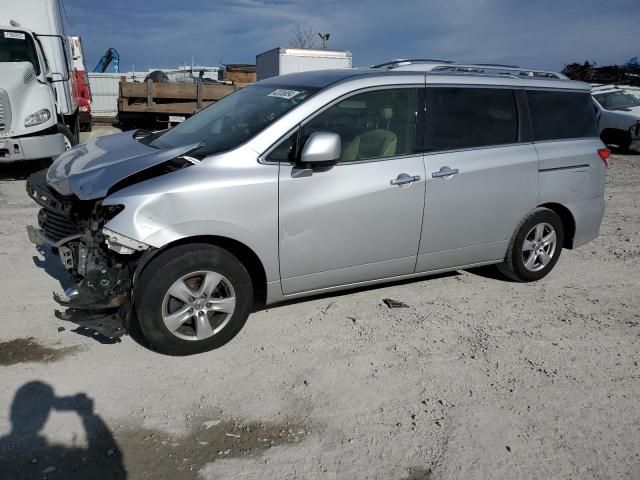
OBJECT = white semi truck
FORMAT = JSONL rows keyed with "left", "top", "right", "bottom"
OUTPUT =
{"left": 0, "top": 0, "right": 80, "bottom": 163}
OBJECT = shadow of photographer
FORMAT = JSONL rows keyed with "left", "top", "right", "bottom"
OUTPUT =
{"left": 0, "top": 381, "right": 126, "bottom": 479}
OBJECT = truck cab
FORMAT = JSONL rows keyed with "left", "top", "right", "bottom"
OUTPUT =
{"left": 0, "top": 0, "right": 81, "bottom": 162}
{"left": 0, "top": 26, "right": 67, "bottom": 161}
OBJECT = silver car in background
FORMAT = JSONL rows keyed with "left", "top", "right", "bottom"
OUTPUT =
{"left": 26, "top": 68, "right": 608, "bottom": 355}
{"left": 591, "top": 86, "right": 640, "bottom": 152}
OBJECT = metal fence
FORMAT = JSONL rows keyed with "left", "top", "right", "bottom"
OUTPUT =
{"left": 88, "top": 68, "right": 222, "bottom": 118}
{"left": 88, "top": 72, "right": 148, "bottom": 118}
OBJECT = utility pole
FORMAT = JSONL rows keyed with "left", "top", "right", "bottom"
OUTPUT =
{"left": 318, "top": 33, "right": 330, "bottom": 49}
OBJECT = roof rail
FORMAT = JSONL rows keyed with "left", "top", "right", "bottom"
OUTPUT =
{"left": 432, "top": 64, "right": 567, "bottom": 79}
{"left": 373, "top": 59, "right": 567, "bottom": 79}
{"left": 474, "top": 63, "right": 520, "bottom": 68}
{"left": 371, "top": 58, "right": 454, "bottom": 69}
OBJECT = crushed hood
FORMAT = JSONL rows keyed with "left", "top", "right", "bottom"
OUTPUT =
{"left": 46, "top": 130, "right": 200, "bottom": 200}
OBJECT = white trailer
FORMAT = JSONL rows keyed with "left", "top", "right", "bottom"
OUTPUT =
{"left": 0, "top": 0, "right": 80, "bottom": 162}
{"left": 256, "top": 48, "right": 352, "bottom": 81}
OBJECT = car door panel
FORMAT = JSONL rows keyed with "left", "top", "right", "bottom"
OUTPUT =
{"left": 417, "top": 144, "right": 539, "bottom": 272}
{"left": 416, "top": 86, "right": 538, "bottom": 272}
{"left": 277, "top": 86, "right": 426, "bottom": 295}
{"left": 279, "top": 156, "right": 425, "bottom": 294}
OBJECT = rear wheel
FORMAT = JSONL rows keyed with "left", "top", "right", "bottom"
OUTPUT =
{"left": 498, "top": 208, "right": 564, "bottom": 282}
{"left": 134, "top": 244, "right": 253, "bottom": 355}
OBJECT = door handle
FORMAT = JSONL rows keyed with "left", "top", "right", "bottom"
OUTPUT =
{"left": 390, "top": 173, "right": 421, "bottom": 186}
{"left": 431, "top": 166, "right": 459, "bottom": 178}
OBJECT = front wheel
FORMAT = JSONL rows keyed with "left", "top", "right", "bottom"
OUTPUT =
{"left": 56, "top": 123, "right": 77, "bottom": 151}
{"left": 498, "top": 208, "right": 564, "bottom": 282}
{"left": 134, "top": 244, "right": 254, "bottom": 355}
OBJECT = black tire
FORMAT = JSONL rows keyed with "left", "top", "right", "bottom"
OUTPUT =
{"left": 134, "top": 243, "right": 253, "bottom": 355}
{"left": 498, "top": 208, "right": 564, "bottom": 282}
{"left": 56, "top": 123, "right": 77, "bottom": 150}
{"left": 601, "top": 130, "right": 631, "bottom": 153}
{"left": 73, "top": 115, "right": 80, "bottom": 143}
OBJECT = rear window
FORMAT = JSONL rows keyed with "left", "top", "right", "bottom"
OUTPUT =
{"left": 427, "top": 87, "right": 519, "bottom": 151}
{"left": 526, "top": 90, "right": 597, "bottom": 141}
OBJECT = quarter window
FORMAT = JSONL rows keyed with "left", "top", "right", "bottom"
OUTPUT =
{"left": 267, "top": 131, "right": 298, "bottom": 162}
{"left": 427, "top": 87, "right": 519, "bottom": 151}
{"left": 302, "top": 88, "right": 422, "bottom": 162}
{"left": 526, "top": 90, "right": 597, "bottom": 141}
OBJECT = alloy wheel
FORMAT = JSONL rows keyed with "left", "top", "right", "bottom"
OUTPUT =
{"left": 161, "top": 271, "right": 236, "bottom": 341}
{"left": 521, "top": 222, "right": 557, "bottom": 272}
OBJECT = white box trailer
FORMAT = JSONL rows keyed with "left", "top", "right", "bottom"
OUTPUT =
{"left": 256, "top": 48, "right": 352, "bottom": 81}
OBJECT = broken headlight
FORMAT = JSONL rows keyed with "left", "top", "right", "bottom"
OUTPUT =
{"left": 102, "top": 228, "right": 150, "bottom": 255}
{"left": 100, "top": 204, "right": 125, "bottom": 222}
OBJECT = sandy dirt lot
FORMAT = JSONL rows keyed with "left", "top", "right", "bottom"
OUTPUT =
{"left": 0, "top": 127, "right": 638, "bottom": 479}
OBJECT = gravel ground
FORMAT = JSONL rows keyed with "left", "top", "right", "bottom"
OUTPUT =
{"left": 0, "top": 127, "right": 638, "bottom": 479}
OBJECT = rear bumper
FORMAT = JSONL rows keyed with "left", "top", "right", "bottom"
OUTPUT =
{"left": 567, "top": 195, "right": 605, "bottom": 249}
{"left": 0, "top": 133, "right": 65, "bottom": 162}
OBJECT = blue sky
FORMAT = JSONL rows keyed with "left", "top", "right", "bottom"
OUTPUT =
{"left": 61, "top": 0, "right": 640, "bottom": 72}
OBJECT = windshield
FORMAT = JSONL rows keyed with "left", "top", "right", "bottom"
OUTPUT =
{"left": 593, "top": 90, "right": 640, "bottom": 110}
{"left": 0, "top": 30, "right": 40, "bottom": 75}
{"left": 150, "top": 84, "right": 318, "bottom": 155}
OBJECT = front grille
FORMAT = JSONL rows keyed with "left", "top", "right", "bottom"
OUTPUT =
{"left": 27, "top": 170, "right": 82, "bottom": 243}
{"left": 0, "top": 94, "right": 5, "bottom": 131}
{"left": 38, "top": 208, "right": 81, "bottom": 242}
{"left": 26, "top": 169, "right": 74, "bottom": 215}
{"left": 0, "top": 88, "right": 10, "bottom": 132}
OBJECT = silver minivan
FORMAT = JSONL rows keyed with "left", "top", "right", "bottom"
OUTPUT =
{"left": 27, "top": 68, "right": 608, "bottom": 355}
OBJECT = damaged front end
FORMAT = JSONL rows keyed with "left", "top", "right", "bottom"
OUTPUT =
{"left": 26, "top": 169, "right": 150, "bottom": 337}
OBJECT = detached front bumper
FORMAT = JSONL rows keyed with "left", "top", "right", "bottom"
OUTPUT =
{"left": 27, "top": 224, "right": 130, "bottom": 338}
{"left": 0, "top": 132, "right": 66, "bottom": 162}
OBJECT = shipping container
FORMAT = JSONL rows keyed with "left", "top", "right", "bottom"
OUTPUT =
{"left": 256, "top": 48, "right": 352, "bottom": 81}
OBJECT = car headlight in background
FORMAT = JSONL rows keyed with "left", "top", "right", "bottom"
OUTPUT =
{"left": 24, "top": 109, "right": 51, "bottom": 127}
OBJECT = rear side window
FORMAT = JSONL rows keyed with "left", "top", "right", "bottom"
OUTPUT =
{"left": 526, "top": 90, "right": 597, "bottom": 141}
{"left": 427, "top": 87, "right": 518, "bottom": 151}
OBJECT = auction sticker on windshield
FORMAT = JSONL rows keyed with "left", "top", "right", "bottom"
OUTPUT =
{"left": 4, "top": 31, "right": 26, "bottom": 40}
{"left": 268, "top": 89, "right": 302, "bottom": 100}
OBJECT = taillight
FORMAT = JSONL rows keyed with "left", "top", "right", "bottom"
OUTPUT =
{"left": 597, "top": 148, "right": 611, "bottom": 167}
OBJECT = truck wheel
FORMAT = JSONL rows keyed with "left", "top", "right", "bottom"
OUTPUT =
{"left": 73, "top": 115, "right": 80, "bottom": 143}
{"left": 498, "top": 208, "right": 564, "bottom": 282}
{"left": 134, "top": 244, "right": 253, "bottom": 356}
{"left": 56, "top": 123, "right": 77, "bottom": 150}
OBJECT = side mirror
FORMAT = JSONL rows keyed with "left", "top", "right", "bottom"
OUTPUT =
{"left": 300, "top": 131, "right": 341, "bottom": 166}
